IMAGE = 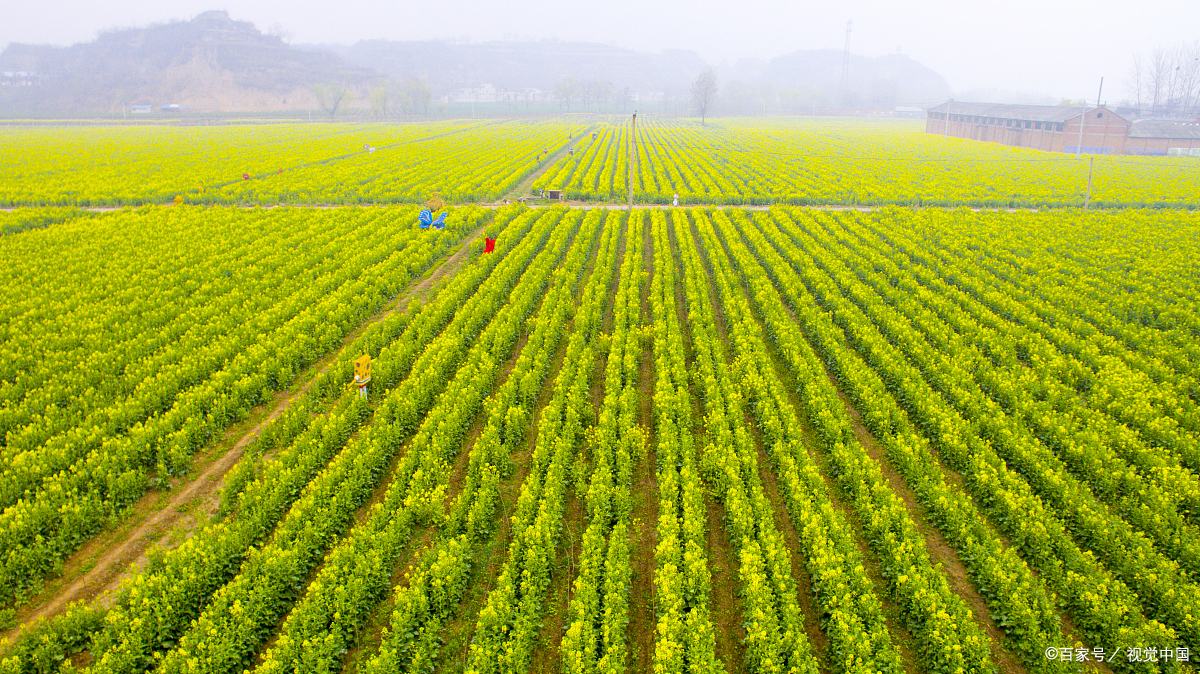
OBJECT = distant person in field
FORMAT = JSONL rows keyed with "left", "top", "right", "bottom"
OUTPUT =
{"left": 673, "top": 193, "right": 679, "bottom": 207}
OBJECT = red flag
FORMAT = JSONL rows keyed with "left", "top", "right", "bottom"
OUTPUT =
{"left": 484, "top": 238, "right": 496, "bottom": 253}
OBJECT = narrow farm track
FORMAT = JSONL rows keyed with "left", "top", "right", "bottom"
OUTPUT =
{"left": 627, "top": 214, "right": 659, "bottom": 673}
{"left": 0, "top": 221, "right": 489, "bottom": 648}
{"left": 667, "top": 215, "right": 748, "bottom": 674}
{"left": 1, "top": 203, "right": 1158, "bottom": 214}
{"left": 498, "top": 128, "right": 596, "bottom": 205}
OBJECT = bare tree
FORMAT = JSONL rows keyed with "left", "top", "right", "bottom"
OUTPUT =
{"left": 594, "top": 81, "right": 614, "bottom": 112}
{"left": 1171, "top": 42, "right": 1200, "bottom": 114}
{"left": 1183, "top": 42, "right": 1200, "bottom": 115}
{"left": 312, "top": 83, "right": 347, "bottom": 121}
{"left": 1150, "top": 47, "right": 1172, "bottom": 109}
{"left": 1128, "top": 54, "right": 1145, "bottom": 108}
{"left": 555, "top": 77, "right": 581, "bottom": 111}
{"left": 1166, "top": 45, "right": 1184, "bottom": 108}
{"left": 691, "top": 68, "right": 717, "bottom": 124}
{"left": 369, "top": 83, "right": 392, "bottom": 118}
{"left": 403, "top": 78, "right": 432, "bottom": 115}
{"left": 620, "top": 86, "right": 632, "bottom": 112}
{"left": 581, "top": 80, "right": 595, "bottom": 111}
{"left": 1129, "top": 42, "right": 1200, "bottom": 115}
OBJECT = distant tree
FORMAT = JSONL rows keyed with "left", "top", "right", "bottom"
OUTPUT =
{"left": 868, "top": 79, "right": 898, "bottom": 109}
{"left": 370, "top": 83, "right": 392, "bottom": 118}
{"left": 555, "top": 77, "right": 581, "bottom": 111}
{"left": 312, "top": 83, "right": 347, "bottom": 121}
{"left": 267, "top": 22, "right": 292, "bottom": 44}
{"left": 594, "top": 80, "right": 614, "bottom": 111}
{"left": 757, "top": 82, "right": 776, "bottom": 114}
{"left": 1128, "top": 55, "right": 1146, "bottom": 108}
{"left": 691, "top": 68, "right": 717, "bottom": 123}
{"left": 1127, "top": 42, "right": 1200, "bottom": 114}
{"left": 780, "top": 87, "right": 826, "bottom": 115}
{"left": 1149, "top": 47, "right": 1172, "bottom": 109}
{"left": 581, "top": 80, "right": 595, "bottom": 111}
{"left": 779, "top": 88, "right": 802, "bottom": 114}
{"left": 724, "top": 80, "right": 752, "bottom": 115}
{"left": 620, "top": 86, "right": 632, "bottom": 112}
{"left": 403, "top": 78, "right": 432, "bottom": 115}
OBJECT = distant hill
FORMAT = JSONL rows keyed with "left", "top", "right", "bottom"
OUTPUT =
{"left": 0, "top": 11, "right": 375, "bottom": 116}
{"left": 0, "top": 11, "right": 952, "bottom": 117}
{"left": 332, "top": 39, "right": 710, "bottom": 96}
{"left": 340, "top": 41, "right": 949, "bottom": 112}
{"left": 720, "top": 50, "right": 951, "bottom": 111}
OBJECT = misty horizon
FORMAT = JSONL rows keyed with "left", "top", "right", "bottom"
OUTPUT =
{"left": 5, "top": 0, "right": 1199, "bottom": 103}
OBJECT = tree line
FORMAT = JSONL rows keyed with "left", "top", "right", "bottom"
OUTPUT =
{"left": 1128, "top": 42, "right": 1200, "bottom": 116}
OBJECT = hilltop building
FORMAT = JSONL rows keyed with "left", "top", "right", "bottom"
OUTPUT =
{"left": 925, "top": 101, "right": 1200, "bottom": 156}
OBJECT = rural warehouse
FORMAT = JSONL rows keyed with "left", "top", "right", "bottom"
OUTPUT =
{"left": 926, "top": 101, "right": 1200, "bottom": 156}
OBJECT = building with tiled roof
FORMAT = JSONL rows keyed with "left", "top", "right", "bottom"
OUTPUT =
{"left": 925, "top": 101, "right": 1200, "bottom": 155}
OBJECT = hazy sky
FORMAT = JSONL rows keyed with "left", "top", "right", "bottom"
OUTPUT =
{"left": 4, "top": 0, "right": 1197, "bottom": 101}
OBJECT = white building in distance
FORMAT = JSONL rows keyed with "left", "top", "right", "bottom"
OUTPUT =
{"left": 447, "top": 84, "right": 548, "bottom": 103}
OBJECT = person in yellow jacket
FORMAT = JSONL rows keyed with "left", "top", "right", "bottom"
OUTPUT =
{"left": 349, "top": 355, "right": 371, "bottom": 400}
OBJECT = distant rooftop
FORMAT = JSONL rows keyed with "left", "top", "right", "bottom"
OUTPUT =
{"left": 926, "top": 101, "right": 1124, "bottom": 124}
{"left": 1128, "top": 119, "right": 1200, "bottom": 139}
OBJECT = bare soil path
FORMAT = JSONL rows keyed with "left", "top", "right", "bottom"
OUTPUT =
{"left": 627, "top": 213, "right": 659, "bottom": 673}
{"left": 0, "top": 225, "right": 488, "bottom": 649}
{"left": 1, "top": 202, "right": 1073, "bottom": 216}
{"left": 496, "top": 128, "right": 596, "bottom": 205}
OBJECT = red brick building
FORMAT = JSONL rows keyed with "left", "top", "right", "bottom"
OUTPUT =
{"left": 1125, "top": 120, "right": 1200, "bottom": 156}
{"left": 926, "top": 101, "right": 1129, "bottom": 153}
{"left": 926, "top": 101, "right": 1200, "bottom": 155}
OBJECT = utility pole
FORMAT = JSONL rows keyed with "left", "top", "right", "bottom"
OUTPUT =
{"left": 628, "top": 111, "right": 637, "bottom": 208}
{"left": 1074, "top": 77, "right": 1102, "bottom": 159}
{"left": 943, "top": 98, "right": 953, "bottom": 138}
{"left": 1084, "top": 77, "right": 1104, "bottom": 210}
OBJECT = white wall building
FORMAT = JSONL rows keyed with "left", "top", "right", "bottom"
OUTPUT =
{"left": 448, "top": 84, "right": 549, "bottom": 103}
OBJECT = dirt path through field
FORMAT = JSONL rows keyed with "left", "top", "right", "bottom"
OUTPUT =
{"left": 0, "top": 202, "right": 1076, "bottom": 216}
{"left": 0, "top": 225, "right": 487, "bottom": 648}
{"left": 497, "top": 128, "right": 595, "bottom": 204}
